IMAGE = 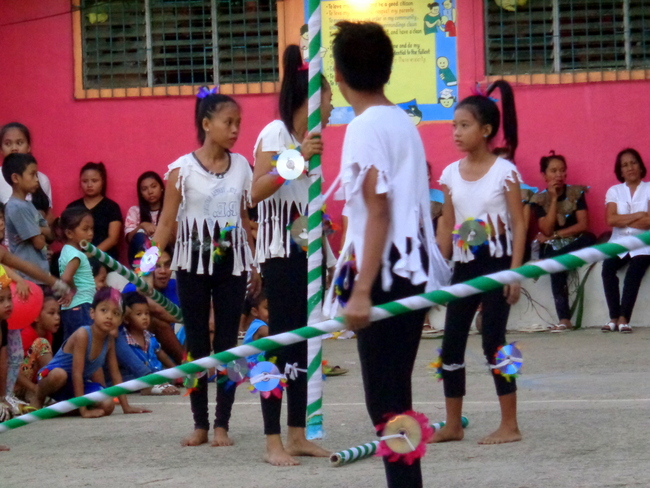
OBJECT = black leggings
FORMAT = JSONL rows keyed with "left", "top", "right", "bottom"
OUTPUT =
{"left": 176, "top": 253, "right": 247, "bottom": 431}
{"left": 441, "top": 252, "right": 516, "bottom": 398}
{"left": 260, "top": 252, "right": 311, "bottom": 435}
{"left": 540, "top": 233, "right": 596, "bottom": 321}
{"left": 601, "top": 254, "right": 650, "bottom": 322}
{"left": 357, "top": 272, "right": 427, "bottom": 488}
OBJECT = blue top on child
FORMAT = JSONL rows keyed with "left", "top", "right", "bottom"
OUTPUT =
{"left": 244, "top": 319, "right": 267, "bottom": 363}
{"left": 59, "top": 244, "right": 95, "bottom": 309}
{"left": 120, "top": 326, "right": 163, "bottom": 372}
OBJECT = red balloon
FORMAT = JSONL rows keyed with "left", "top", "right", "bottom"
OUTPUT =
{"left": 7, "top": 281, "right": 44, "bottom": 330}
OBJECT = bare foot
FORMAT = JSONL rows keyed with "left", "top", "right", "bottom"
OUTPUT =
{"left": 285, "top": 438, "right": 330, "bottom": 457}
{"left": 0, "top": 445, "right": 9, "bottom": 451}
{"left": 430, "top": 424, "right": 464, "bottom": 443}
{"left": 211, "top": 427, "right": 234, "bottom": 447}
{"left": 180, "top": 428, "right": 209, "bottom": 447}
{"left": 264, "top": 435, "right": 299, "bottom": 466}
{"left": 478, "top": 425, "right": 522, "bottom": 445}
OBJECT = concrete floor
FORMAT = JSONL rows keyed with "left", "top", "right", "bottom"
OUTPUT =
{"left": 2, "top": 328, "right": 650, "bottom": 487}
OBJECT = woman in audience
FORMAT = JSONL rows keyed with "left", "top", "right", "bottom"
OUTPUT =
{"left": 529, "top": 152, "right": 595, "bottom": 332}
{"left": 601, "top": 149, "right": 650, "bottom": 333}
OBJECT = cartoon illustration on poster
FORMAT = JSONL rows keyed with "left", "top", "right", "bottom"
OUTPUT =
{"left": 311, "top": 0, "right": 458, "bottom": 124}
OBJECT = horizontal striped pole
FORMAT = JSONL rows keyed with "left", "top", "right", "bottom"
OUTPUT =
{"left": 2, "top": 233, "right": 649, "bottom": 434}
{"left": 81, "top": 241, "right": 183, "bottom": 322}
{"left": 330, "top": 416, "right": 469, "bottom": 467}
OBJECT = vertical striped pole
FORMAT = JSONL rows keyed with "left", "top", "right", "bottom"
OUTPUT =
{"left": 306, "top": 0, "right": 325, "bottom": 440}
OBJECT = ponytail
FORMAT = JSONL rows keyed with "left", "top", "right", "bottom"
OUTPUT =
{"left": 456, "top": 80, "right": 519, "bottom": 160}
{"left": 80, "top": 161, "right": 108, "bottom": 196}
{"left": 194, "top": 87, "right": 239, "bottom": 145}
{"left": 486, "top": 80, "right": 518, "bottom": 160}
{"left": 279, "top": 45, "right": 308, "bottom": 136}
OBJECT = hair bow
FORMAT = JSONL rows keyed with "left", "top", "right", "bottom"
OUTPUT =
{"left": 197, "top": 86, "right": 219, "bottom": 99}
{"left": 298, "top": 61, "right": 309, "bottom": 72}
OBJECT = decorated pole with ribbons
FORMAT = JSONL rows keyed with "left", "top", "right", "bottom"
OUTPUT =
{"left": 306, "top": 0, "right": 325, "bottom": 440}
{"left": 81, "top": 241, "right": 183, "bottom": 322}
{"left": 3, "top": 233, "right": 650, "bottom": 434}
{"left": 330, "top": 416, "right": 469, "bottom": 467}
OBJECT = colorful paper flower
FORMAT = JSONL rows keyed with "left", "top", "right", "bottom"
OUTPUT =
{"left": 491, "top": 342, "right": 523, "bottom": 382}
{"left": 375, "top": 411, "right": 433, "bottom": 465}
{"left": 452, "top": 218, "right": 492, "bottom": 253}
{"left": 133, "top": 239, "right": 161, "bottom": 276}
{"left": 429, "top": 348, "right": 443, "bottom": 381}
{"left": 212, "top": 224, "right": 236, "bottom": 263}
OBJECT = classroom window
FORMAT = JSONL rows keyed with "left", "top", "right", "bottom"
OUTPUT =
{"left": 485, "top": 0, "right": 650, "bottom": 78}
{"left": 75, "top": 0, "right": 281, "bottom": 97}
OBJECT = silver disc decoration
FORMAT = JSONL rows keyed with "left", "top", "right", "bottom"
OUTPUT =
{"left": 276, "top": 149, "right": 305, "bottom": 180}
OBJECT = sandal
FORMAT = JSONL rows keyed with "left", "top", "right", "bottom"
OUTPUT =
{"left": 142, "top": 383, "right": 180, "bottom": 396}
{"left": 549, "top": 324, "right": 567, "bottom": 333}
{"left": 601, "top": 322, "right": 617, "bottom": 332}
{"left": 619, "top": 323, "right": 632, "bottom": 334}
{"left": 323, "top": 365, "right": 349, "bottom": 377}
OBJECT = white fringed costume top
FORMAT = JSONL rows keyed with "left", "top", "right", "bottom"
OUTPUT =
{"left": 165, "top": 152, "right": 254, "bottom": 276}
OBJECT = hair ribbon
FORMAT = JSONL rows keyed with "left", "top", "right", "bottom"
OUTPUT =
{"left": 197, "top": 86, "right": 219, "bottom": 99}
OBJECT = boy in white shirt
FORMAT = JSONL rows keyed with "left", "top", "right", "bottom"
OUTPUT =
{"left": 329, "top": 21, "right": 450, "bottom": 488}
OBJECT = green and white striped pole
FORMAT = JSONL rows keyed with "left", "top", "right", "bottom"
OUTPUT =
{"left": 330, "top": 417, "right": 469, "bottom": 467}
{"left": 81, "top": 241, "right": 183, "bottom": 322}
{"left": 3, "top": 233, "right": 650, "bottom": 434}
{"left": 306, "top": 0, "right": 325, "bottom": 440}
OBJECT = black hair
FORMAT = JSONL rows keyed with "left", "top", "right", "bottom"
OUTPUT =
{"left": 243, "top": 289, "right": 267, "bottom": 317}
{"left": 0, "top": 202, "right": 5, "bottom": 217}
{"left": 91, "top": 286, "right": 123, "bottom": 312}
{"left": 54, "top": 207, "right": 93, "bottom": 242}
{"left": 40, "top": 287, "right": 58, "bottom": 305}
{"left": 194, "top": 88, "right": 239, "bottom": 145}
{"left": 279, "top": 45, "right": 309, "bottom": 136}
{"left": 427, "top": 2, "right": 440, "bottom": 8}
{"left": 332, "top": 21, "right": 393, "bottom": 93}
{"left": 136, "top": 171, "right": 164, "bottom": 225}
{"left": 614, "top": 148, "right": 646, "bottom": 183}
{"left": 0, "top": 122, "right": 31, "bottom": 147}
{"left": 2, "top": 153, "right": 37, "bottom": 186}
{"left": 80, "top": 162, "right": 108, "bottom": 196}
{"left": 123, "top": 291, "right": 148, "bottom": 309}
{"left": 89, "top": 257, "right": 109, "bottom": 278}
{"left": 539, "top": 150, "right": 567, "bottom": 173}
{"left": 455, "top": 80, "right": 518, "bottom": 160}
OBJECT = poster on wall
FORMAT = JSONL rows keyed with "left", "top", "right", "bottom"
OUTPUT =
{"left": 304, "top": 0, "right": 458, "bottom": 125}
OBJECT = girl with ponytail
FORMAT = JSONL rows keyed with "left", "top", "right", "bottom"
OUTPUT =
{"left": 251, "top": 45, "right": 333, "bottom": 466}
{"left": 434, "top": 80, "right": 525, "bottom": 445}
{"left": 152, "top": 89, "right": 260, "bottom": 448}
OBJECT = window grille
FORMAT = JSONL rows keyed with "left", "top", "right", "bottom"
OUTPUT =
{"left": 485, "top": 0, "right": 650, "bottom": 78}
{"left": 80, "top": 0, "right": 279, "bottom": 92}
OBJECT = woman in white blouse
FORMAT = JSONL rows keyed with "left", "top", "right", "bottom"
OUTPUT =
{"left": 601, "top": 148, "right": 650, "bottom": 333}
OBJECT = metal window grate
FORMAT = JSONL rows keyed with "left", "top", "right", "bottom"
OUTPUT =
{"left": 485, "top": 0, "right": 650, "bottom": 78}
{"left": 81, "top": 0, "right": 278, "bottom": 90}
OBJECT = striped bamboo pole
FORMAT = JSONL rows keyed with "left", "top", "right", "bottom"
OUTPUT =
{"left": 3, "top": 233, "right": 649, "bottom": 434}
{"left": 306, "top": 0, "right": 325, "bottom": 440}
{"left": 330, "top": 416, "right": 469, "bottom": 467}
{"left": 81, "top": 241, "right": 183, "bottom": 322}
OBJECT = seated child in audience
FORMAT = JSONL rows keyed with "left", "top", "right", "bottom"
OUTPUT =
{"left": 14, "top": 290, "right": 60, "bottom": 404}
{"left": 33, "top": 287, "right": 151, "bottom": 418}
{"left": 125, "top": 171, "right": 166, "bottom": 265}
{"left": 121, "top": 292, "right": 178, "bottom": 395}
{"left": 91, "top": 259, "right": 109, "bottom": 290}
{"left": 0, "top": 267, "right": 14, "bottom": 451}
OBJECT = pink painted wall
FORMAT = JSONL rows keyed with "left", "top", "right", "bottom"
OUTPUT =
{"left": 1, "top": 0, "right": 650, "bottom": 255}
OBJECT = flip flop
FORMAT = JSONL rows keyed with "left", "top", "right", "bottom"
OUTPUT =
{"left": 323, "top": 365, "right": 348, "bottom": 377}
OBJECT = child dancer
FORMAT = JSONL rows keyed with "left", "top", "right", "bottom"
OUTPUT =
{"left": 121, "top": 292, "right": 178, "bottom": 395}
{"left": 33, "top": 287, "right": 151, "bottom": 417}
{"left": 125, "top": 171, "right": 165, "bottom": 265}
{"left": 66, "top": 162, "right": 123, "bottom": 259}
{"left": 153, "top": 89, "right": 260, "bottom": 447}
{"left": 15, "top": 290, "right": 60, "bottom": 404}
{"left": 251, "top": 44, "right": 333, "bottom": 466}
{"left": 325, "top": 22, "right": 450, "bottom": 488}
{"left": 434, "top": 80, "right": 524, "bottom": 445}
{"left": 58, "top": 208, "right": 96, "bottom": 341}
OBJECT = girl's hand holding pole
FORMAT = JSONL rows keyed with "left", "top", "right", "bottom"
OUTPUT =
{"left": 300, "top": 133, "right": 323, "bottom": 161}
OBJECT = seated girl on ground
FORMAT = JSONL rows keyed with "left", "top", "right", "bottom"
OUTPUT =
{"left": 33, "top": 287, "right": 151, "bottom": 418}
{"left": 125, "top": 171, "right": 166, "bottom": 265}
{"left": 14, "top": 290, "right": 60, "bottom": 404}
